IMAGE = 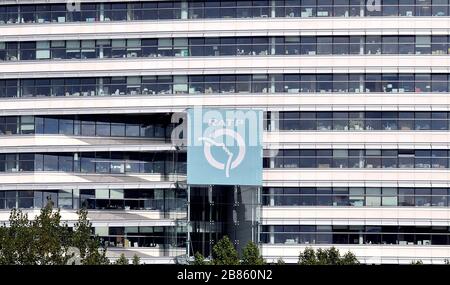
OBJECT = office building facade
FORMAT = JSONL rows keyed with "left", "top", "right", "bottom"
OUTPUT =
{"left": 1, "top": 0, "right": 450, "bottom": 264}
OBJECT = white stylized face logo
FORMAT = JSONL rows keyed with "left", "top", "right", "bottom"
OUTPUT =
{"left": 199, "top": 128, "right": 246, "bottom": 178}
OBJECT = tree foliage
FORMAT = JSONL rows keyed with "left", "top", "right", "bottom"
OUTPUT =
{"left": 298, "top": 247, "right": 359, "bottom": 265}
{"left": 0, "top": 203, "right": 109, "bottom": 265}
{"left": 192, "top": 252, "right": 209, "bottom": 265}
{"left": 241, "top": 241, "right": 266, "bottom": 265}
{"left": 192, "top": 237, "right": 265, "bottom": 265}
{"left": 212, "top": 236, "right": 240, "bottom": 265}
{"left": 71, "top": 208, "right": 109, "bottom": 265}
{"left": 115, "top": 253, "right": 129, "bottom": 265}
{"left": 132, "top": 254, "right": 141, "bottom": 265}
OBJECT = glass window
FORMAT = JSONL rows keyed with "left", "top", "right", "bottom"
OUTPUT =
{"left": 173, "top": 76, "right": 188, "bottom": 94}
{"left": 382, "top": 111, "right": 398, "bottom": 130}
{"left": 334, "top": 0, "right": 350, "bottom": 16}
{"left": 299, "top": 150, "right": 316, "bottom": 167}
{"left": 299, "top": 112, "right": 315, "bottom": 130}
{"left": 366, "top": 188, "right": 381, "bottom": 206}
{"left": 20, "top": 42, "right": 36, "bottom": 60}
{"left": 316, "top": 74, "right": 332, "bottom": 92}
{"left": 252, "top": 74, "right": 269, "bottom": 93}
{"left": 399, "top": 188, "right": 414, "bottom": 206}
{"left": 17, "top": 190, "right": 34, "bottom": 209}
{"left": 333, "top": 187, "right": 349, "bottom": 206}
{"left": 220, "top": 37, "right": 236, "bottom": 56}
{"left": 382, "top": 187, "right": 397, "bottom": 206}
{"left": 383, "top": 0, "right": 399, "bottom": 15}
{"left": 333, "top": 112, "right": 349, "bottom": 130}
{"left": 19, "top": 153, "right": 34, "bottom": 172}
{"left": 416, "top": 0, "right": 432, "bottom": 16}
{"left": 81, "top": 40, "right": 96, "bottom": 59}
{"left": 50, "top": 42, "right": 67, "bottom": 61}
{"left": 432, "top": 112, "right": 448, "bottom": 130}
{"left": 317, "top": 187, "right": 333, "bottom": 206}
{"left": 66, "top": 40, "right": 81, "bottom": 59}
{"left": 365, "top": 111, "right": 382, "bottom": 130}
{"left": 300, "top": 74, "right": 316, "bottom": 92}
{"left": 398, "top": 36, "right": 415, "bottom": 54}
{"left": 333, "top": 149, "right": 348, "bottom": 168}
{"left": 382, "top": 36, "right": 398, "bottom": 54}
{"left": 415, "top": 36, "right": 431, "bottom": 54}
{"left": 59, "top": 118, "right": 73, "bottom": 135}
{"left": 281, "top": 112, "right": 299, "bottom": 130}
{"left": 365, "top": 74, "right": 382, "bottom": 92}
{"left": 349, "top": 187, "right": 364, "bottom": 206}
{"left": 44, "top": 117, "right": 59, "bottom": 134}
{"left": 317, "top": 112, "right": 332, "bottom": 130}
{"left": 431, "top": 188, "right": 447, "bottom": 206}
{"left": 58, "top": 190, "right": 73, "bottom": 209}
{"left": 316, "top": 149, "right": 332, "bottom": 168}
{"left": 112, "top": 39, "right": 127, "bottom": 58}
{"left": 365, "top": 149, "right": 382, "bottom": 168}
{"left": 284, "top": 37, "right": 300, "bottom": 55}
{"left": 59, "top": 154, "right": 73, "bottom": 172}
{"left": 349, "top": 112, "right": 364, "bottom": 130}
{"left": 431, "top": 74, "right": 448, "bottom": 92}
{"left": 432, "top": 0, "right": 448, "bottom": 16}
{"left": 415, "top": 112, "right": 431, "bottom": 130}
{"left": 317, "top": 37, "right": 332, "bottom": 54}
{"left": 301, "top": 37, "right": 316, "bottom": 55}
{"left": 111, "top": 123, "right": 125, "bottom": 137}
{"left": 432, "top": 36, "right": 448, "bottom": 55}
{"left": 415, "top": 188, "right": 431, "bottom": 206}
{"left": 36, "top": 41, "right": 50, "bottom": 59}
{"left": 333, "top": 74, "right": 349, "bottom": 92}
{"left": 43, "top": 154, "right": 58, "bottom": 171}
{"left": 366, "top": 36, "right": 381, "bottom": 54}
{"left": 399, "top": 0, "right": 415, "bottom": 15}
{"left": 415, "top": 150, "right": 431, "bottom": 168}
{"left": 432, "top": 150, "right": 448, "bottom": 168}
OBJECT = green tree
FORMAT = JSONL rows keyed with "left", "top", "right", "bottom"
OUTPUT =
{"left": 0, "top": 204, "right": 73, "bottom": 265}
{"left": 241, "top": 241, "right": 265, "bottom": 265}
{"left": 298, "top": 247, "right": 359, "bottom": 265}
{"left": 71, "top": 208, "right": 109, "bottom": 265}
{"left": 298, "top": 247, "right": 318, "bottom": 265}
{"left": 340, "top": 251, "right": 360, "bottom": 265}
{"left": 0, "top": 204, "right": 109, "bottom": 265}
{"left": 132, "top": 254, "right": 141, "bottom": 265}
{"left": 0, "top": 209, "right": 36, "bottom": 265}
{"left": 32, "top": 204, "right": 72, "bottom": 265}
{"left": 212, "top": 236, "right": 239, "bottom": 265}
{"left": 115, "top": 253, "right": 129, "bottom": 265}
{"left": 192, "top": 252, "right": 209, "bottom": 265}
{"left": 276, "top": 258, "right": 285, "bottom": 265}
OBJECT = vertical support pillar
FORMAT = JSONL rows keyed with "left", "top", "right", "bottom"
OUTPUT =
{"left": 269, "top": 187, "right": 275, "bottom": 206}
{"left": 271, "top": 0, "right": 277, "bottom": 18}
{"left": 181, "top": 1, "right": 189, "bottom": 19}
{"left": 359, "top": 74, "right": 365, "bottom": 92}
{"left": 360, "top": 0, "right": 365, "bottom": 16}
{"left": 270, "top": 225, "right": 275, "bottom": 244}
{"left": 186, "top": 185, "right": 191, "bottom": 261}
{"left": 99, "top": 3, "right": 105, "bottom": 22}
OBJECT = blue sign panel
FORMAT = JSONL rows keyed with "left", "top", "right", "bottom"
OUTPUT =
{"left": 187, "top": 108, "right": 263, "bottom": 186}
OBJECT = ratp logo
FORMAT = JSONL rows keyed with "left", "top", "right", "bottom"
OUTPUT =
{"left": 186, "top": 107, "right": 263, "bottom": 186}
{"left": 200, "top": 128, "right": 246, "bottom": 178}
